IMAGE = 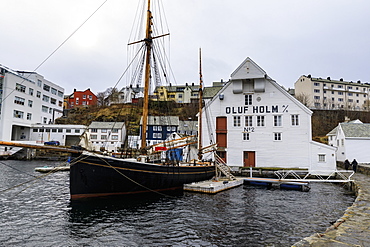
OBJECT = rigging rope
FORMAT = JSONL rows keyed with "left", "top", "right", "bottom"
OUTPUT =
{"left": 0, "top": 0, "right": 109, "bottom": 105}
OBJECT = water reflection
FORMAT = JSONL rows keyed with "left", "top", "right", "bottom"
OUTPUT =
{"left": 0, "top": 160, "right": 355, "bottom": 247}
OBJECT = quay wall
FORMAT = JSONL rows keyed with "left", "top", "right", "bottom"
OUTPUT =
{"left": 293, "top": 163, "right": 370, "bottom": 247}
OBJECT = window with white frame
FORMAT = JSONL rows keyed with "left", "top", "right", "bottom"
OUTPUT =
{"left": 16, "top": 83, "right": 26, "bottom": 93}
{"left": 274, "top": 115, "right": 282, "bottom": 127}
{"left": 318, "top": 154, "right": 326, "bottom": 162}
{"left": 42, "top": 95, "right": 50, "bottom": 102}
{"left": 14, "top": 96, "right": 25, "bottom": 105}
{"left": 233, "top": 116, "right": 241, "bottom": 127}
{"left": 112, "top": 135, "right": 118, "bottom": 140}
{"left": 257, "top": 116, "right": 265, "bottom": 127}
{"left": 14, "top": 110, "right": 24, "bottom": 118}
{"left": 43, "top": 84, "right": 50, "bottom": 92}
{"left": 27, "top": 113, "right": 32, "bottom": 120}
{"left": 245, "top": 116, "right": 253, "bottom": 126}
{"left": 274, "top": 132, "right": 282, "bottom": 141}
{"left": 101, "top": 135, "right": 107, "bottom": 140}
{"left": 243, "top": 132, "right": 250, "bottom": 141}
{"left": 245, "top": 94, "right": 252, "bottom": 105}
{"left": 291, "top": 115, "right": 299, "bottom": 126}
{"left": 42, "top": 105, "right": 48, "bottom": 113}
{"left": 91, "top": 135, "right": 97, "bottom": 139}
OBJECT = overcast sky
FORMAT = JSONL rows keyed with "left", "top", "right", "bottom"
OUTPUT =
{"left": 2, "top": 0, "right": 370, "bottom": 94}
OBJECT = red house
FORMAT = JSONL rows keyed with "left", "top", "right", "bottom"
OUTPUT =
{"left": 65, "top": 88, "right": 97, "bottom": 109}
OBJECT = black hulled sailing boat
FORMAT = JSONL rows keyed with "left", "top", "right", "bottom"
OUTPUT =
{"left": 69, "top": 0, "right": 216, "bottom": 200}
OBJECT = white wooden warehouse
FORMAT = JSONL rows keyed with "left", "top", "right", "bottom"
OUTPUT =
{"left": 201, "top": 57, "right": 336, "bottom": 174}
{"left": 327, "top": 119, "right": 370, "bottom": 163}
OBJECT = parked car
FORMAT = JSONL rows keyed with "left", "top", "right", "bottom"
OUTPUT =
{"left": 44, "top": 141, "right": 60, "bottom": 146}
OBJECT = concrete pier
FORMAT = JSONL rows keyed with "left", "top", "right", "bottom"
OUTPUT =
{"left": 293, "top": 164, "right": 370, "bottom": 247}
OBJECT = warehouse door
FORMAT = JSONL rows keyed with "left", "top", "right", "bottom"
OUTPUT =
{"left": 243, "top": 151, "right": 255, "bottom": 167}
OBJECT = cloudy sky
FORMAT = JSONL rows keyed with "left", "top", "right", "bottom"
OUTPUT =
{"left": 1, "top": 0, "right": 370, "bottom": 94}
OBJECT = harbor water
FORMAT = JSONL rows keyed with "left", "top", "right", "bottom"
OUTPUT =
{"left": 0, "top": 160, "right": 355, "bottom": 246}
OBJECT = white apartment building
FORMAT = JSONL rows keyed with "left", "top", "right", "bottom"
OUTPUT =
{"left": 201, "top": 58, "right": 336, "bottom": 174}
{"left": 295, "top": 75, "right": 370, "bottom": 110}
{"left": 86, "top": 122, "right": 126, "bottom": 153}
{"left": 0, "top": 64, "right": 64, "bottom": 141}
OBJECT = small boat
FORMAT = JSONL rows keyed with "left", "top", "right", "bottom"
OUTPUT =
{"left": 35, "top": 164, "right": 70, "bottom": 173}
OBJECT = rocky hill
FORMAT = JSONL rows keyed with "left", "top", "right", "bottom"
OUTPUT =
{"left": 56, "top": 103, "right": 370, "bottom": 144}
{"left": 55, "top": 101, "right": 200, "bottom": 135}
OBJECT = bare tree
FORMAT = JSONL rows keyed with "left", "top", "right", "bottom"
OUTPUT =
{"left": 363, "top": 100, "right": 370, "bottom": 111}
{"left": 295, "top": 93, "right": 312, "bottom": 107}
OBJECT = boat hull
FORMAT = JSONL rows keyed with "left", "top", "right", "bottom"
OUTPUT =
{"left": 70, "top": 153, "right": 215, "bottom": 200}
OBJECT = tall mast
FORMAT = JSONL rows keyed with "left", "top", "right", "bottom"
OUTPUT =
{"left": 198, "top": 48, "right": 203, "bottom": 160}
{"left": 128, "top": 0, "right": 169, "bottom": 150}
{"left": 141, "top": 0, "right": 152, "bottom": 149}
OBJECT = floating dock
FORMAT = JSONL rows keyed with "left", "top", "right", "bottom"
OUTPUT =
{"left": 184, "top": 178, "right": 244, "bottom": 194}
{"left": 244, "top": 177, "right": 311, "bottom": 192}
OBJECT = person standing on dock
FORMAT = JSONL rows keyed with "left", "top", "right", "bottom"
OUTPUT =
{"left": 344, "top": 159, "right": 350, "bottom": 171}
{"left": 352, "top": 159, "right": 358, "bottom": 172}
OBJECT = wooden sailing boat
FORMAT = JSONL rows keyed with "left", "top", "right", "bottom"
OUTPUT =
{"left": 68, "top": 0, "right": 216, "bottom": 200}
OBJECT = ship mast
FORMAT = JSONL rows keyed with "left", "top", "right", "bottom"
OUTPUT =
{"left": 128, "top": 0, "right": 169, "bottom": 149}
{"left": 198, "top": 48, "right": 203, "bottom": 160}
{"left": 141, "top": 0, "right": 152, "bottom": 149}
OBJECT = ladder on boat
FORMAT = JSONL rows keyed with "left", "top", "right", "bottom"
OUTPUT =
{"left": 214, "top": 154, "right": 236, "bottom": 181}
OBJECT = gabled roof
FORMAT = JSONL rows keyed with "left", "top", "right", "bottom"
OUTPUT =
{"left": 231, "top": 57, "right": 271, "bottom": 80}
{"left": 327, "top": 127, "right": 337, "bottom": 136}
{"left": 178, "top": 120, "right": 198, "bottom": 132}
{"left": 205, "top": 57, "right": 312, "bottom": 115}
{"left": 203, "top": 85, "right": 223, "bottom": 98}
{"left": 88, "top": 122, "right": 125, "bottom": 129}
{"left": 140, "top": 116, "right": 179, "bottom": 126}
{"left": 340, "top": 123, "right": 370, "bottom": 138}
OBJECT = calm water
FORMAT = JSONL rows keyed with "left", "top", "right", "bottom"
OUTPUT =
{"left": 0, "top": 160, "right": 355, "bottom": 247}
